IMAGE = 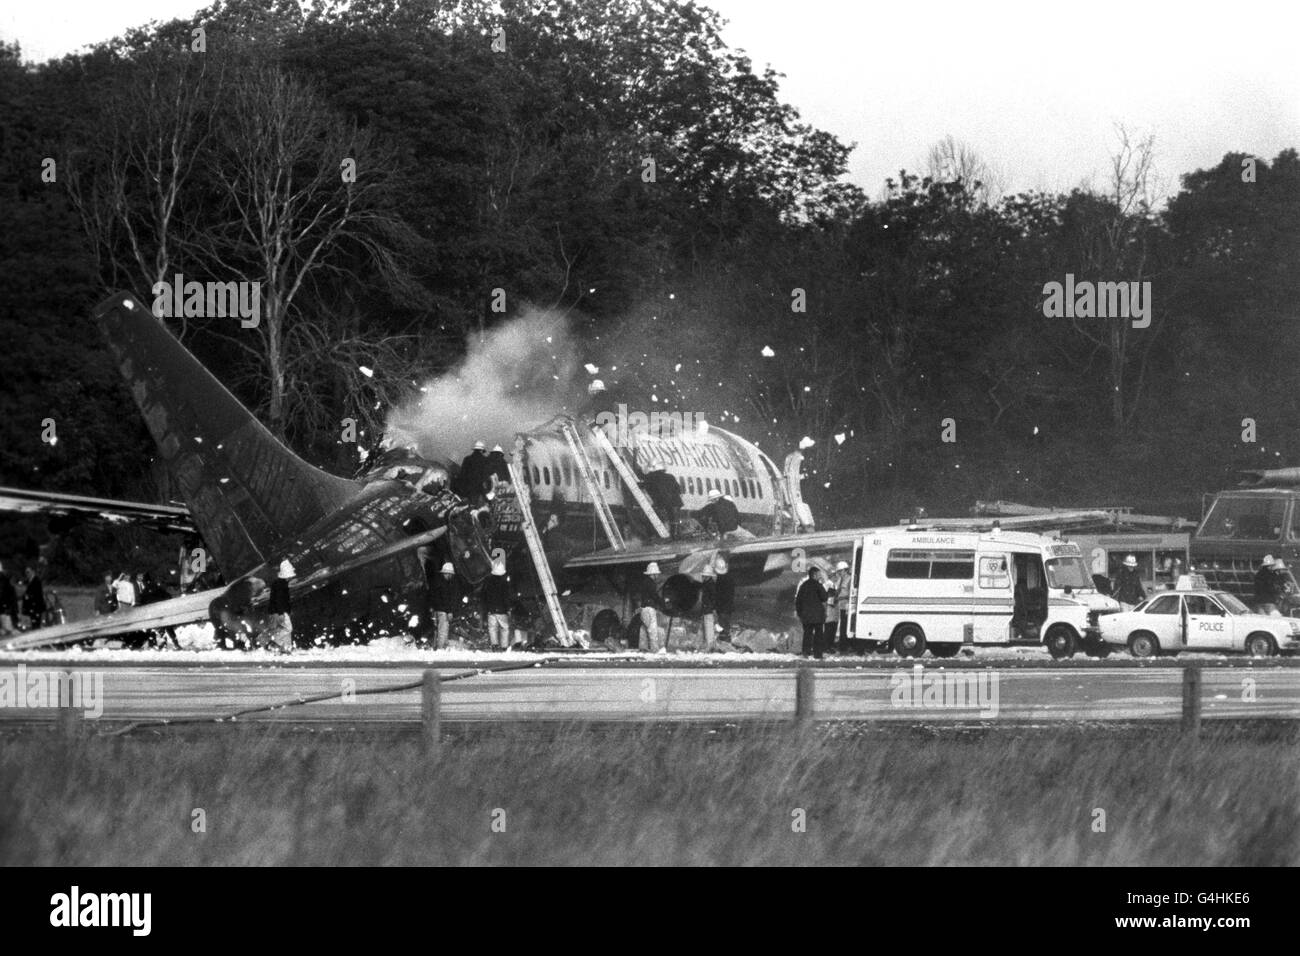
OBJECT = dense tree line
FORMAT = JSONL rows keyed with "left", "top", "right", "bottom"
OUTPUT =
{"left": 1, "top": 0, "right": 1297, "bottom": 577}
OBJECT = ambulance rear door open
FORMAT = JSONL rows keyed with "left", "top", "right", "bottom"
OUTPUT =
{"left": 845, "top": 537, "right": 863, "bottom": 639}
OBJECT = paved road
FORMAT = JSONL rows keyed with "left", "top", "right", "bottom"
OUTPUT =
{"left": 2, "top": 662, "right": 1299, "bottom": 724}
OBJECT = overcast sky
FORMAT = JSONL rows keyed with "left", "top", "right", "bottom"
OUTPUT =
{"left": 5, "top": 0, "right": 1297, "bottom": 203}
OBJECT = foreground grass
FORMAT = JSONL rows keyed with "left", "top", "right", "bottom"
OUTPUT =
{"left": 2, "top": 723, "right": 1297, "bottom": 865}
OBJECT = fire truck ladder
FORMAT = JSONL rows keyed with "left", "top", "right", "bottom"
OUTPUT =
{"left": 506, "top": 450, "right": 571, "bottom": 646}
{"left": 584, "top": 421, "right": 671, "bottom": 540}
{"left": 558, "top": 418, "right": 627, "bottom": 550}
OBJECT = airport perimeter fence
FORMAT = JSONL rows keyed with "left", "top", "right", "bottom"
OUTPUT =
{"left": 33, "top": 663, "right": 1221, "bottom": 748}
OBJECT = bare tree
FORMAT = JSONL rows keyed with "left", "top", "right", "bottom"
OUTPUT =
{"left": 925, "top": 135, "right": 1005, "bottom": 204}
{"left": 1064, "top": 124, "right": 1162, "bottom": 435}
{"left": 188, "top": 57, "right": 424, "bottom": 437}
{"left": 66, "top": 48, "right": 224, "bottom": 337}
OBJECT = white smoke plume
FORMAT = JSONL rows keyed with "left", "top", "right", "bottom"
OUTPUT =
{"left": 383, "top": 306, "right": 584, "bottom": 462}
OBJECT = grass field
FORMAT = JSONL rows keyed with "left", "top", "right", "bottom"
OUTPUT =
{"left": 2, "top": 723, "right": 1296, "bottom": 865}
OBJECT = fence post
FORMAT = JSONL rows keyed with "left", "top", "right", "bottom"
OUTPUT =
{"left": 422, "top": 669, "right": 441, "bottom": 757}
{"left": 795, "top": 667, "right": 815, "bottom": 724}
{"left": 1181, "top": 665, "right": 1201, "bottom": 736}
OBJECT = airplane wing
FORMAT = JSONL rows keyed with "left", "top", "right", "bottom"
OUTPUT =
{"left": 0, "top": 588, "right": 223, "bottom": 651}
{"left": 562, "top": 512, "right": 1111, "bottom": 575}
{"left": 0, "top": 486, "right": 196, "bottom": 536}
{"left": 2, "top": 525, "right": 454, "bottom": 651}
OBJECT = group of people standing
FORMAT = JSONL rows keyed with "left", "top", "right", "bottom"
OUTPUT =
{"left": 632, "top": 555, "right": 736, "bottom": 653}
{"left": 454, "top": 441, "right": 511, "bottom": 503}
{"left": 794, "top": 561, "right": 853, "bottom": 659}
{"left": 423, "top": 556, "right": 525, "bottom": 651}
{"left": 0, "top": 561, "right": 59, "bottom": 635}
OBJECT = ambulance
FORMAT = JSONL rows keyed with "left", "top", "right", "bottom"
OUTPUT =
{"left": 845, "top": 527, "right": 1120, "bottom": 658}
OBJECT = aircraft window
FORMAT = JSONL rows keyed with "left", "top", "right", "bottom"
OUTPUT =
{"left": 543, "top": 467, "right": 551, "bottom": 485}
{"left": 730, "top": 480, "right": 738, "bottom": 496}
{"left": 532, "top": 466, "right": 540, "bottom": 484}
{"left": 739, "top": 480, "right": 748, "bottom": 499}
{"left": 1145, "top": 595, "right": 1180, "bottom": 614}
{"left": 677, "top": 476, "right": 685, "bottom": 492}
{"left": 604, "top": 471, "right": 611, "bottom": 489}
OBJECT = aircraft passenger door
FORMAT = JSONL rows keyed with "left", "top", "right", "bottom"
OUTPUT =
{"left": 974, "top": 553, "right": 1013, "bottom": 643}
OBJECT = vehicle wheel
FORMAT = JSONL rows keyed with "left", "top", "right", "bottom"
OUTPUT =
{"left": 1045, "top": 624, "right": 1077, "bottom": 659}
{"left": 590, "top": 608, "right": 622, "bottom": 646}
{"left": 1127, "top": 631, "right": 1159, "bottom": 659}
{"left": 929, "top": 643, "right": 960, "bottom": 658}
{"left": 1245, "top": 632, "right": 1277, "bottom": 658}
{"left": 891, "top": 624, "right": 926, "bottom": 658}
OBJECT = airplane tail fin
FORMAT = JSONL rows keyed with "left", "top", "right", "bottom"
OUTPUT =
{"left": 94, "top": 291, "right": 361, "bottom": 576}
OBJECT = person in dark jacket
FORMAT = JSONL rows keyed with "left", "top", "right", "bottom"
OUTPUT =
{"left": 427, "top": 560, "right": 461, "bottom": 649}
{"left": 94, "top": 572, "right": 119, "bottom": 615}
{"left": 1254, "top": 555, "right": 1282, "bottom": 613}
{"left": 0, "top": 562, "right": 18, "bottom": 636}
{"left": 698, "top": 488, "right": 740, "bottom": 536}
{"left": 641, "top": 463, "right": 683, "bottom": 537}
{"left": 261, "top": 560, "right": 295, "bottom": 652}
{"left": 795, "top": 566, "right": 828, "bottom": 659}
{"left": 713, "top": 555, "right": 736, "bottom": 645}
{"left": 20, "top": 566, "right": 46, "bottom": 630}
{"left": 482, "top": 563, "right": 513, "bottom": 649}
{"left": 456, "top": 441, "right": 490, "bottom": 500}
{"left": 1111, "top": 554, "right": 1147, "bottom": 609}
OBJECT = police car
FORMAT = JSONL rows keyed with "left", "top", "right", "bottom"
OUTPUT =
{"left": 1098, "top": 574, "right": 1300, "bottom": 657}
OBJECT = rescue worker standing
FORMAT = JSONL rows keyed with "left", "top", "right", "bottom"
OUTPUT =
{"left": 1267, "top": 557, "right": 1292, "bottom": 614}
{"left": 486, "top": 444, "right": 511, "bottom": 489}
{"left": 713, "top": 555, "right": 735, "bottom": 646}
{"left": 457, "top": 440, "right": 490, "bottom": 500}
{"left": 700, "top": 562, "right": 718, "bottom": 649}
{"left": 428, "top": 560, "right": 460, "bottom": 648}
{"left": 795, "top": 566, "right": 828, "bottom": 659}
{"left": 1254, "top": 555, "right": 1280, "bottom": 613}
{"left": 483, "top": 562, "right": 512, "bottom": 650}
{"left": 637, "top": 562, "right": 665, "bottom": 653}
{"left": 1112, "top": 554, "right": 1146, "bottom": 610}
{"left": 829, "top": 560, "right": 852, "bottom": 653}
{"left": 641, "top": 463, "right": 683, "bottom": 538}
{"left": 262, "top": 559, "right": 295, "bottom": 653}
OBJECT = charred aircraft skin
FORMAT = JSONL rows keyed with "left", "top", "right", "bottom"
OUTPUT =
{"left": 94, "top": 291, "right": 493, "bottom": 645}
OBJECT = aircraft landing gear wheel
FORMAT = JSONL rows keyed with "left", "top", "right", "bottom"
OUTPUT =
{"left": 892, "top": 624, "right": 926, "bottom": 658}
{"left": 1245, "top": 632, "right": 1277, "bottom": 658}
{"left": 1128, "top": 632, "right": 1159, "bottom": 659}
{"left": 1045, "top": 625, "right": 1076, "bottom": 660}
